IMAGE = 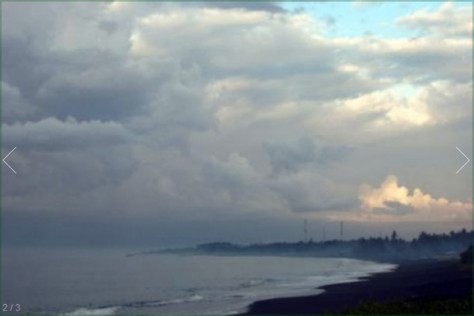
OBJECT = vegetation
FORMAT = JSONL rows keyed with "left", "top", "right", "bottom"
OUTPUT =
{"left": 460, "top": 245, "right": 472, "bottom": 264}
{"left": 157, "top": 229, "right": 473, "bottom": 263}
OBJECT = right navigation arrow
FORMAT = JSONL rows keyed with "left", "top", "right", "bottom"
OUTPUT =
{"left": 455, "top": 146, "right": 471, "bottom": 174}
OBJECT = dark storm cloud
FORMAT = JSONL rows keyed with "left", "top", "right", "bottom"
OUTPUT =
{"left": 2, "top": 37, "right": 55, "bottom": 103}
{"left": 264, "top": 137, "right": 352, "bottom": 174}
{"left": 269, "top": 170, "right": 358, "bottom": 214}
{"left": 1, "top": 81, "right": 37, "bottom": 124}
{"left": 272, "top": 181, "right": 357, "bottom": 213}
{"left": 2, "top": 118, "right": 131, "bottom": 151}
{"left": 2, "top": 143, "right": 136, "bottom": 199}
{"left": 2, "top": 210, "right": 307, "bottom": 248}
{"left": 3, "top": 38, "right": 156, "bottom": 122}
{"left": 35, "top": 55, "right": 154, "bottom": 122}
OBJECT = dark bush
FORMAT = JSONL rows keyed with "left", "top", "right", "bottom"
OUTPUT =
{"left": 460, "top": 245, "right": 472, "bottom": 264}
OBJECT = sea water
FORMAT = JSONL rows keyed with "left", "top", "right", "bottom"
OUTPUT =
{"left": 2, "top": 247, "right": 395, "bottom": 315}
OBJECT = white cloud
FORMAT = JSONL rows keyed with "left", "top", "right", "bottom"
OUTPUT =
{"left": 397, "top": 2, "right": 472, "bottom": 39}
{"left": 332, "top": 175, "right": 472, "bottom": 223}
{"left": 339, "top": 86, "right": 434, "bottom": 127}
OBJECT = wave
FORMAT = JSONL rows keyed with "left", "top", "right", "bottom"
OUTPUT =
{"left": 119, "top": 294, "right": 205, "bottom": 308}
{"left": 63, "top": 294, "right": 204, "bottom": 316}
{"left": 150, "top": 294, "right": 204, "bottom": 307}
{"left": 238, "top": 278, "right": 275, "bottom": 289}
{"left": 281, "top": 263, "right": 396, "bottom": 290}
{"left": 224, "top": 292, "right": 258, "bottom": 299}
{"left": 63, "top": 307, "right": 119, "bottom": 316}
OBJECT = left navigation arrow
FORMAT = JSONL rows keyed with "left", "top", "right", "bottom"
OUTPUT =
{"left": 2, "top": 147, "right": 17, "bottom": 174}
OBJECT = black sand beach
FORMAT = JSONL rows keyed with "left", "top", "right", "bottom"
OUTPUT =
{"left": 245, "top": 259, "right": 472, "bottom": 315}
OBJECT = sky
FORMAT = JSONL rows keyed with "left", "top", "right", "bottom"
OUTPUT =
{"left": 1, "top": 1, "right": 472, "bottom": 248}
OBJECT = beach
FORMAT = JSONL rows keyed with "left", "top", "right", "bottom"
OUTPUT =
{"left": 245, "top": 259, "right": 473, "bottom": 315}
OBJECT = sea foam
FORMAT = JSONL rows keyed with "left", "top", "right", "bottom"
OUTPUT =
{"left": 63, "top": 306, "right": 119, "bottom": 316}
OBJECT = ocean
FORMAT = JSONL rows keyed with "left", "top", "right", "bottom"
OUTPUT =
{"left": 2, "top": 247, "right": 395, "bottom": 315}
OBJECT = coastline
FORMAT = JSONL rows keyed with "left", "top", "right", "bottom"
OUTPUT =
{"left": 243, "top": 259, "right": 472, "bottom": 315}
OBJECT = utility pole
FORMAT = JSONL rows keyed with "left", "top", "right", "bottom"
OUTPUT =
{"left": 340, "top": 221, "right": 344, "bottom": 241}
{"left": 304, "top": 219, "right": 308, "bottom": 242}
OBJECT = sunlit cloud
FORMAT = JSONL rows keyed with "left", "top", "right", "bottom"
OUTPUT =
{"left": 332, "top": 175, "right": 472, "bottom": 224}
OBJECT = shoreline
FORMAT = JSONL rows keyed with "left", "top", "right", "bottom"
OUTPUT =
{"left": 243, "top": 259, "right": 472, "bottom": 315}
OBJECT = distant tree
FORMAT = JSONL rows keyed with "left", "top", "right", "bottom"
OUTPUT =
{"left": 418, "top": 231, "right": 428, "bottom": 242}
{"left": 391, "top": 230, "right": 398, "bottom": 241}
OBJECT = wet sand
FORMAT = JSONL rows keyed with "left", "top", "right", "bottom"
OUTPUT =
{"left": 245, "top": 259, "right": 472, "bottom": 315}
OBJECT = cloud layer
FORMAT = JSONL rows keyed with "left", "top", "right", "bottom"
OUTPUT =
{"left": 1, "top": 2, "right": 472, "bottom": 244}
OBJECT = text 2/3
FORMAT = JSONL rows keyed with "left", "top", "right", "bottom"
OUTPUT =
{"left": 2, "top": 304, "right": 21, "bottom": 312}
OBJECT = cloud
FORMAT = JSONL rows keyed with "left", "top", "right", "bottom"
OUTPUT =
{"left": 270, "top": 171, "right": 357, "bottom": 213}
{"left": 1, "top": 2, "right": 472, "bottom": 244}
{"left": 307, "top": 79, "right": 472, "bottom": 146}
{"left": 3, "top": 117, "right": 131, "bottom": 151}
{"left": 397, "top": 3, "right": 472, "bottom": 39}
{"left": 1, "top": 81, "right": 37, "bottom": 124}
{"left": 340, "top": 175, "right": 473, "bottom": 223}
{"left": 335, "top": 86, "right": 434, "bottom": 127}
{"left": 263, "top": 137, "right": 351, "bottom": 173}
{"left": 201, "top": 2, "right": 284, "bottom": 13}
{"left": 35, "top": 57, "right": 155, "bottom": 121}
